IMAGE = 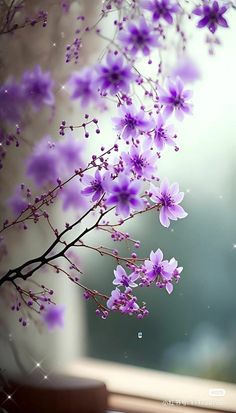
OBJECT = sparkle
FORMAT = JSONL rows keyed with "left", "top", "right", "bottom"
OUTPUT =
{"left": 7, "top": 395, "right": 12, "bottom": 399}
{"left": 170, "top": 228, "right": 174, "bottom": 232}
{"left": 137, "top": 331, "right": 143, "bottom": 339}
{"left": 61, "top": 85, "right": 66, "bottom": 90}
{"left": 186, "top": 188, "right": 190, "bottom": 193}
{"left": 44, "top": 375, "right": 48, "bottom": 380}
{"left": 36, "top": 362, "right": 41, "bottom": 368}
{"left": 233, "top": 244, "right": 236, "bottom": 249}
{"left": 52, "top": 42, "right": 56, "bottom": 47}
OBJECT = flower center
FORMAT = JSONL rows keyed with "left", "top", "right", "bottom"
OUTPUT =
{"left": 125, "top": 114, "right": 138, "bottom": 129}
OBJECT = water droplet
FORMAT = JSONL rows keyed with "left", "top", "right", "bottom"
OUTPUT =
{"left": 138, "top": 331, "right": 143, "bottom": 339}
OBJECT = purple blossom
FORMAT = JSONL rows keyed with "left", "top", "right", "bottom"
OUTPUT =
{"left": 8, "top": 187, "right": 28, "bottom": 216}
{"left": 0, "top": 81, "right": 24, "bottom": 123}
{"left": 113, "top": 104, "right": 153, "bottom": 141}
{"left": 158, "top": 78, "right": 193, "bottom": 121}
{"left": 42, "top": 304, "right": 65, "bottom": 331}
{"left": 68, "top": 68, "right": 99, "bottom": 107}
{"left": 118, "top": 17, "right": 160, "bottom": 56}
{"left": 153, "top": 114, "right": 176, "bottom": 151}
{"left": 144, "top": 249, "right": 174, "bottom": 281}
{"left": 113, "top": 265, "right": 139, "bottom": 288}
{"left": 121, "top": 144, "right": 158, "bottom": 179}
{"left": 165, "top": 257, "right": 183, "bottom": 294}
{"left": 107, "top": 287, "right": 140, "bottom": 314}
{"left": 193, "top": 1, "right": 229, "bottom": 34}
{"left": 22, "top": 65, "right": 54, "bottom": 110}
{"left": 141, "top": 0, "right": 179, "bottom": 24}
{"left": 26, "top": 138, "right": 58, "bottom": 187}
{"left": 96, "top": 53, "right": 135, "bottom": 95}
{"left": 60, "top": 180, "right": 89, "bottom": 211}
{"left": 81, "top": 170, "right": 107, "bottom": 202}
{"left": 56, "top": 134, "right": 85, "bottom": 175}
{"left": 150, "top": 178, "right": 188, "bottom": 227}
{"left": 172, "top": 57, "right": 201, "bottom": 84}
{"left": 106, "top": 174, "right": 143, "bottom": 217}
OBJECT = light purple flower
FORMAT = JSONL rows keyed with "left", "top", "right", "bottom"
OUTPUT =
{"left": 118, "top": 17, "right": 160, "bottom": 56}
{"left": 22, "top": 65, "right": 54, "bottom": 110}
{"left": 165, "top": 257, "right": 183, "bottom": 294}
{"left": 158, "top": 78, "right": 193, "bottom": 121}
{"left": 144, "top": 248, "right": 174, "bottom": 281}
{"left": 113, "top": 104, "right": 153, "bottom": 141}
{"left": 193, "top": 1, "right": 229, "bottom": 34}
{"left": 42, "top": 304, "right": 65, "bottom": 331}
{"left": 26, "top": 138, "right": 58, "bottom": 187}
{"left": 153, "top": 114, "right": 176, "bottom": 151}
{"left": 56, "top": 134, "right": 85, "bottom": 175}
{"left": 8, "top": 187, "right": 28, "bottom": 216}
{"left": 106, "top": 174, "right": 143, "bottom": 217}
{"left": 81, "top": 169, "right": 107, "bottom": 202}
{"left": 113, "top": 265, "right": 139, "bottom": 288}
{"left": 107, "top": 287, "right": 139, "bottom": 314}
{"left": 141, "top": 0, "right": 179, "bottom": 24}
{"left": 68, "top": 67, "right": 99, "bottom": 107}
{"left": 172, "top": 56, "right": 201, "bottom": 84}
{"left": 121, "top": 144, "right": 158, "bottom": 179}
{"left": 150, "top": 178, "right": 188, "bottom": 227}
{"left": 60, "top": 180, "right": 89, "bottom": 211}
{"left": 0, "top": 81, "right": 24, "bottom": 123}
{"left": 96, "top": 53, "right": 135, "bottom": 95}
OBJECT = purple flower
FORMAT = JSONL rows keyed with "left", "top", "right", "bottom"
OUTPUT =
{"left": 118, "top": 17, "right": 160, "bottom": 56}
{"left": 8, "top": 187, "right": 28, "bottom": 216}
{"left": 141, "top": 0, "right": 179, "bottom": 24}
{"left": 113, "top": 104, "right": 153, "bottom": 141}
{"left": 107, "top": 287, "right": 139, "bottom": 314}
{"left": 81, "top": 169, "right": 107, "bottom": 202}
{"left": 60, "top": 180, "right": 89, "bottom": 211}
{"left": 144, "top": 249, "right": 174, "bottom": 281}
{"left": 22, "top": 65, "right": 54, "bottom": 110}
{"left": 96, "top": 53, "right": 135, "bottom": 95}
{"left": 172, "top": 56, "right": 201, "bottom": 84}
{"left": 26, "top": 138, "right": 58, "bottom": 187}
{"left": 121, "top": 144, "right": 158, "bottom": 179}
{"left": 56, "top": 134, "right": 85, "bottom": 175}
{"left": 113, "top": 265, "right": 139, "bottom": 288}
{"left": 106, "top": 174, "right": 143, "bottom": 217}
{"left": 0, "top": 81, "right": 24, "bottom": 123}
{"left": 193, "top": 1, "right": 229, "bottom": 34}
{"left": 150, "top": 178, "right": 187, "bottom": 227}
{"left": 42, "top": 304, "right": 65, "bottom": 331}
{"left": 153, "top": 114, "right": 176, "bottom": 151}
{"left": 68, "top": 67, "right": 99, "bottom": 107}
{"left": 158, "top": 78, "right": 193, "bottom": 121}
{"left": 165, "top": 257, "right": 183, "bottom": 294}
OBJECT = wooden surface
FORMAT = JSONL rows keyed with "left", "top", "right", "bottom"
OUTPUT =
{"left": 64, "top": 358, "right": 236, "bottom": 413}
{"left": 0, "top": 374, "right": 107, "bottom": 413}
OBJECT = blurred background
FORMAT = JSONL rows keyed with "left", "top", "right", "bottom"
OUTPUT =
{"left": 0, "top": 0, "right": 236, "bottom": 385}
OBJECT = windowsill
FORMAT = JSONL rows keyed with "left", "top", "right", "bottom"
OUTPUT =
{"left": 64, "top": 357, "right": 236, "bottom": 413}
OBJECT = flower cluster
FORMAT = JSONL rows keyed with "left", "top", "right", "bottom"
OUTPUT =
{"left": 0, "top": 0, "right": 234, "bottom": 329}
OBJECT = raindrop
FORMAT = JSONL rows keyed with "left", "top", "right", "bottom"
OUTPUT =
{"left": 138, "top": 331, "right": 143, "bottom": 339}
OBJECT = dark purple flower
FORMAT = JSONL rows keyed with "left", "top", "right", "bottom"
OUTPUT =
{"left": 107, "top": 287, "right": 139, "bottom": 314}
{"left": 141, "top": 0, "right": 179, "bottom": 24}
{"left": 193, "top": 1, "right": 229, "bottom": 34}
{"left": 106, "top": 174, "right": 143, "bottom": 217}
{"left": 113, "top": 265, "right": 139, "bottom": 288}
{"left": 113, "top": 104, "right": 154, "bottom": 141}
{"left": 22, "top": 65, "right": 54, "bottom": 110}
{"left": 42, "top": 304, "right": 65, "bottom": 331}
{"left": 118, "top": 17, "right": 160, "bottom": 56}
{"left": 0, "top": 81, "right": 24, "bottom": 123}
{"left": 68, "top": 67, "right": 99, "bottom": 107}
{"left": 121, "top": 144, "right": 158, "bottom": 179}
{"left": 153, "top": 114, "right": 176, "bottom": 151}
{"left": 26, "top": 138, "right": 58, "bottom": 187}
{"left": 81, "top": 170, "right": 107, "bottom": 202}
{"left": 150, "top": 178, "right": 187, "bottom": 227}
{"left": 158, "top": 78, "right": 193, "bottom": 121}
{"left": 96, "top": 53, "right": 135, "bottom": 95}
